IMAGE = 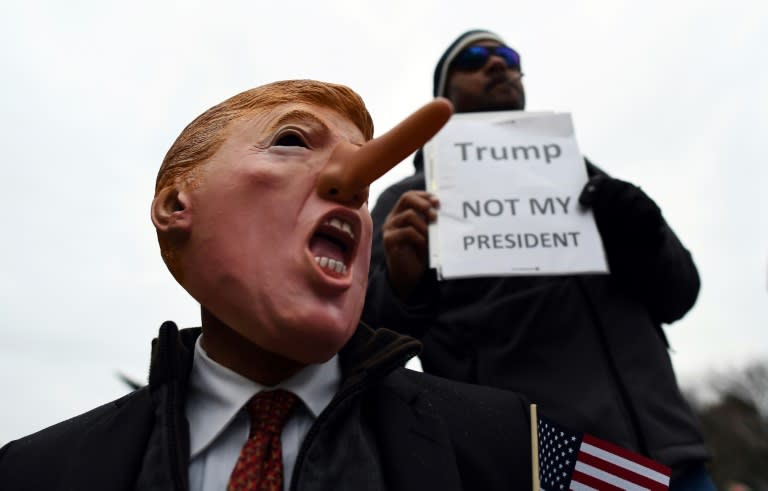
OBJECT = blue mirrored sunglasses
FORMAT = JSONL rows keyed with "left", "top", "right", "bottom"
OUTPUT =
{"left": 450, "top": 45, "right": 521, "bottom": 71}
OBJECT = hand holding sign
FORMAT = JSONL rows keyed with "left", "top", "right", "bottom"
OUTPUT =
{"left": 382, "top": 190, "right": 440, "bottom": 298}
{"left": 579, "top": 175, "right": 665, "bottom": 274}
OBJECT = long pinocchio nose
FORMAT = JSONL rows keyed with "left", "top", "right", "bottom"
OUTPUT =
{"left": 317, "top": 98, "right": 454, "bottom": 207}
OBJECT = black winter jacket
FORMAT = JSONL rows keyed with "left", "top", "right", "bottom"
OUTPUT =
{"left": 362, "top": 162, "right": 709, "bottom": 476}
{"left": 0, "top": 322, "right": 534, "bottom": 490}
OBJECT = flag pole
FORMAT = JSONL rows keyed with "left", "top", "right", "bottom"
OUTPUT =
{"left": 530, "top": 403, "right": 540, "bottom": 491}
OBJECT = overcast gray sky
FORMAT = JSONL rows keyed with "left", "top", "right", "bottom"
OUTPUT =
{"left": 1, "top": 0, "right": 766, "bottom": 444}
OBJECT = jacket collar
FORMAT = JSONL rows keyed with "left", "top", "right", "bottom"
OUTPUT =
{"left": 142, "top": 321, "right": 470, "bottom": 491}
{"left": 148, "top": 320, "right": 421, "bottom": 392}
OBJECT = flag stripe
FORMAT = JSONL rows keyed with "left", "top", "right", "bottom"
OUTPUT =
{"left": 579, "top": 442, "right": 669, "bottom": 485}
{"left": 582, "top": 434, "right": 670, "bottom": 477}
{"left": 570, "top": 482, "right": 599, "bottom": 491}
{"left": 574, "top": 462, "right": 651, "bottom": 491}
{"left": 577, "top": 450, "right": 669, "bottom": 491}
{"left": 571, "top": 470, "right": 624, "bottom": 491}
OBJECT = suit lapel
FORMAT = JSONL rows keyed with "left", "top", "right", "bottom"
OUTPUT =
{"left": 61, "top": 389, "right": 156, "bottom": 490}
{"left": 373, "top": 371, "right": 464, "bottom": 491}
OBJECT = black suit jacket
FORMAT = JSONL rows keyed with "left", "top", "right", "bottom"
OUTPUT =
{"left": 0, "top": 323, "right": 533, "bottom": 490}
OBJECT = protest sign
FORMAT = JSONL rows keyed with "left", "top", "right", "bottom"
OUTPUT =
{"left": 424, "top": 111, "right": 608, "bottom": 279}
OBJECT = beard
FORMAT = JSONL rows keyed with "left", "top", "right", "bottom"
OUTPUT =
{"left": 478, "top": 75, "right": 525, "bottom": 111}
{"left": 457, "top": 79, "right": 525, "bottom": 113}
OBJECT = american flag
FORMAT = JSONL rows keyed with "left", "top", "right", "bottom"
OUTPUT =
{"left": 537, "top": 415, "right": 671, "bottom": 490}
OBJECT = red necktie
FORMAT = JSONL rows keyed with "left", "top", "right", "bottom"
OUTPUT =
{"left": 227, "top": 389, "right": 299, "bottom": 491}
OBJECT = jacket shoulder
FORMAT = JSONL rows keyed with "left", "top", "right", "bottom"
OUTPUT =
{"left": 376, "top": 368, "right": 533, "bottom": 490}
{"left": 392, "top": 368, "right": 530, "bottom": 421}
{"left": 0, "top": 388, "right": 153, "bottom": 489}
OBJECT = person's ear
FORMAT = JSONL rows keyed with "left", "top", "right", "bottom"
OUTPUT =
{"left": 151, "top": 185, "right": 192, "bottom": 238}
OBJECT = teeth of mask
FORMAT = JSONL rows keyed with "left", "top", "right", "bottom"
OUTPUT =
{"left": 325, "top": 218, "right": 354, "bottom": 238}
{"left": 315, "top": 257, "right": 346, "bottom": 274}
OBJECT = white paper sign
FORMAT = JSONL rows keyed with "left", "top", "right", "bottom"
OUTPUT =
{"left": 424, "top": 111, "right": 608, "bottom": 279}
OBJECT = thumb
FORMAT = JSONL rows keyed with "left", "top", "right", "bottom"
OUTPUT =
{"left": 578, "top": 175, "right": 608, "bottom": 207}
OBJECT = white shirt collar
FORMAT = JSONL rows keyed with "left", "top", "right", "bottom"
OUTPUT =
{"left": 186, "top": 334, "right": 340, "bottom": 458}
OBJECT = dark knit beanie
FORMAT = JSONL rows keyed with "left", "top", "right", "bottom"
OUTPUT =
{"left": 433, "top": 29, "right": 507, "bottom": 98}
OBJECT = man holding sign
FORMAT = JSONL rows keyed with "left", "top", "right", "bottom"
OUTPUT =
{"left": 362, "top": 29, "right": 714, "bottom": 490}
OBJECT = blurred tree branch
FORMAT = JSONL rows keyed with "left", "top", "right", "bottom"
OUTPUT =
{"left": 687, "top": 360, "right": 768, "bottom": 491}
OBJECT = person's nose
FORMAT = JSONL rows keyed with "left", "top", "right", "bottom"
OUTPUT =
{"left": 316, "top": 98, "right": 454, "bottom": 208}
{"left": 485, "top": 53, "right": 509, "bottom": 73}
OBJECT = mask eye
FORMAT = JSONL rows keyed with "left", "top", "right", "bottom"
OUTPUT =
{"left": 273, "top": 130, "right": 309, "bottom": 148}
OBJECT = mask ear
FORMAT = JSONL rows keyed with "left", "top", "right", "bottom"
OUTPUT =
{"left": 151, "top": 185, "right": 192, "bottom": 238}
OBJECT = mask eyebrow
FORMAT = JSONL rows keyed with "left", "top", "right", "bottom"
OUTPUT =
{"left": 267, "top": 109, "right": 331, "bottom": 136}
{"left": 265, "top": 109, "right": 365, "bottom": 148}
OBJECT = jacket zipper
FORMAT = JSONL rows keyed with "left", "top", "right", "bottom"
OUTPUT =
{"left": 167, "top": 380, "right": 186, "bottom": 491}
{"left": 288, "top": 379, "right": 365, "bottom": 491}
{"left": 288, "top": 349, "right": 417, "bottom": 491}
{"left": 160, "top": 325, "right": 186, "bottom": 491}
